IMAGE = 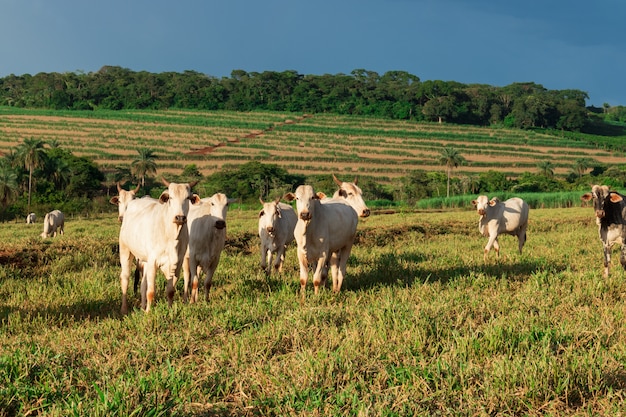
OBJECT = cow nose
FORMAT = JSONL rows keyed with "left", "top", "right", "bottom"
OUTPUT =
{"left": 596, "top": 210, "right": 605, "bottom": 218}
{"left": 478, "top": 209, "right": 486, "bottom": 215}
{"left": 361, "top": 209, "right": 370, "bottom": 218}
{"left": 215, "top": 220, "right": 226, "bottom": 229}
{"left": 300, "top": 212, "right": 311, "bottom": 221}
{"left": 266, "top": 226, "right": 275, "bottom": 234}
{"left": 174, "top": 215, "right": 187, "bottom": 225}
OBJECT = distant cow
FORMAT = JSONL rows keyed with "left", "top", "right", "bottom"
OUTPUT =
{"left": 26, "top": 213, "right": 36, "bottom": 224}
{"left": 284, "top": 184, "right": 358, "bottom": 296}
{"left": 471, "top": 196, "right": 529, "bottom": 261}
{"left": 118, "top": 179, "right": 200, "bottom": 314}
{"left": 110, "top": 182, "right": 141, "bottom": 223}
{"left": 330, "top": 174, "right": 370, "bottom": 218}
{"left": 182, "top": 193, "right": 235, "bottom": 303}
{"left": 40, "top": 210, "right": 64, "bottom": 238}
{"left": 581, "top": 185, "right": 626, "bottom": 277}
{"left": 258, "top": 197, "right": 297, "bottom": 275}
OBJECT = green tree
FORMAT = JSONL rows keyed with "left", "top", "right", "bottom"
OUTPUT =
{"left": 572, "top": 158, "right": 593, "bottom": 178}
{"left": 0, "top": 160, "right": 19, "bottom": 218}
{"left": 131, "top": 148, "right": 158, "bottom": 187}
{"left": 15, "top": 137, "right": 47, "bottom": 213}
{"left": 438, "top": 146, "right": 466, "bottom": 198}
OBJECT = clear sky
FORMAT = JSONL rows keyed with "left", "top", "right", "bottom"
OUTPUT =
{"left": 1, "top": 0, "right": 624, "bottom": 107}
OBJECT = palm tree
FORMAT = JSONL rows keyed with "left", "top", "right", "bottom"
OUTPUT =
{"left": 438, "top": 146, "right": 466, "bottom": 198}
{"left": 537, "top": 160, "right": 554, "bottom": 178}
{"left": 131, "top": 148, "right": 158, "bottom": 187}
{"left": 0, "top": 160, "right": 19, "bottom": 219}
{"left": 15, "top": 138, "right": 47, "bottom": 214}
{"left": 573, "top": 158, "right": 592, "bottom": 178}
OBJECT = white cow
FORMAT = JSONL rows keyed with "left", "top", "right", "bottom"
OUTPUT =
{"left": 331, "top": 174, "right": 370, "bottom": 218}
{"left": 118, "top": 179, "right": 200, "bottom": 314}
{"left": 40, "top": 210, "right": 64, "bottom": 238}
{"left": 182, "top": 193, "right": 235, "bottom": 303}
{"left": 284, "top": 184, "right": 358, "bottom": 296}
{"left": 109, "top": 182, "right": 141, "bottom": 223}
{"left": 26, "top": 213, "right": 36, "bottom": 224}
{"left": 258, "top": 197, "right": 297, "bottom": 275}
{"left": 471, "top": 195, "right": 529, "bottom": 261}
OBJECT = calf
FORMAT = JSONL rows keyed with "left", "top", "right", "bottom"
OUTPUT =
{"left": 471, "top": 196, "right": 529, "bottom": 261}
{"left": 118, "top": 179, "right": 200, "bottom": 314}
{"left": 40, "top": 210, "right": 65, "bottom": 238}
{"left": 26, "top": 213, "right": 36, "bottom": 224}
{"left": 258, "top": 197, "right": 297, "bottom": 275}
{"left": 581, "top": 185, "right": 626, "bottom": 277}
{"left": 182, "top": 193, "right": 235, "bottom": 303}
{"left": 284, "top": 184, "right": 358, "bottom": 296}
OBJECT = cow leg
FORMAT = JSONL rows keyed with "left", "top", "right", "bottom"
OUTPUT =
{"left": 603, "top": 244, "right": 611, "bottom": 278}
{"left": 313, "top": 257, "right": 327, "bottom": 295}
{"left": 329, "top": 252, "right": 340, "bottom": 292}
{"left": 620, "top": 242, "right": 626, "bottom": 272}
{"left": 192, "top": 265, "right": 202, "bottom": 303}
{"left": 518, "top": 226, "right": 527, "bottom": 254}
{"left": 274, "top": 246, "right": 285, "bottom": 274}
{"left": 492, "top": 238, "right": 500, "bottom": 259}
{"left": 297, "top": 251, "right": 309, "bottom": 298}
{"left": 144, "top": 263, "right": 157, "bottom": 312}
{"left": 260, "top": 242, "right": 270, "bottom": 275}
{"left": 204, "top": 260, "right": 219, "bottom": 302}
{"left": 483, "top": 233, "right": 498, "bottom": 261}
{"left": 335, "top": 244, "right": 352, "bottom": 292}
{"left": 119, "top": 249, "right": 133, "bottom": 315}
{"left": 182, "top": 255, "right": 191, "bottom": 303}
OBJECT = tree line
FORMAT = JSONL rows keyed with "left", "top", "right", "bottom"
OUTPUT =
{"left": 0, "top": 66, "right": 601, "bottom": 131}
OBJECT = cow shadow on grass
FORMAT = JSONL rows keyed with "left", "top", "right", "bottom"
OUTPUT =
{"left": 342, "top": 251, "right": 569, "bottom": 292}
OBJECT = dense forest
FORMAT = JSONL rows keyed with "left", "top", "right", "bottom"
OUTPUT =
{"left": 2, "top": 66, "right": 625, "bottom": 130}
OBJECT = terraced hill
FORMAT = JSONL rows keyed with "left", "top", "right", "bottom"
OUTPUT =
{"left": 0, "top": 108, "right": 622, "bottom": 183}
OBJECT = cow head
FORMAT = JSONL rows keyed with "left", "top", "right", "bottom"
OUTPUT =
{"left": 259, "top": 197, "right": 282, "bottom": 236}
{"left": 160, "top": 178, "right": 201, "bottom": 226}
{"left": 332, "top": 174, "right": 370, "bottom": 218}
{"left": 471, "top": 195, "right": 498, "bottom": 216}
{"left": 110, "top": 182, "right": 141, "bottom": 223}
{"left": 284, "top": 185, "right": 319, "bottom": 222}
{"left": 581, "top": 185, "right": 622, "bottom": 219}
{"left": 203, "top": 193, "right": 234, "bottom": 230}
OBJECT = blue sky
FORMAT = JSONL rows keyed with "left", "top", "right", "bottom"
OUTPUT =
{"left": 1, "top": 0, "right": 624, "bottom": 106}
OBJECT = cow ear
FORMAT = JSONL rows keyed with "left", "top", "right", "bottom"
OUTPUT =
{"left": 284, "top": 193, "right": 295, "bottom": 202}
{"left": 110, "top": 196, "right": 120, "bottom": 205}
{"left": 159, "top": 192, "right": 170, "bottom": 204}
{"left": 471, "top": 200, "right": 477, "bottom": 206}
{"left": 489, "top": 198, "right": 499, "bottom": 206}
{"left": 315, "top": 192, "right": 326, "bottom": 199}
{"left": 609, "top": 193, "right": 623, "bottom": 203}
{"left": 581, "top": 193, "right": 593, "bottom": 202}
{"left": 190, "top": 194, "right": 201, "bottom": 205}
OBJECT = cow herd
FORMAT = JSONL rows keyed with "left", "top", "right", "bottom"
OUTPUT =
{"left": 29, "top": 180, "right": 626, "bottom": 314}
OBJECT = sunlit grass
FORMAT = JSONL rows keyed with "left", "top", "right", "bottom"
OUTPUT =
{"left": 2, "top": 207, "right": 626, "bottom": 415}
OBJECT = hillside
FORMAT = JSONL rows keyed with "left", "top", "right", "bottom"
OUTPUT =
{"left": 1, "top": 107, "right": 624, "bottom": 183}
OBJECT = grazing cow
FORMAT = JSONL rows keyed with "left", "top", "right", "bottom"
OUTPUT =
{"left": 331, "top": 174, "right": 370, "bottom": 218}
{"left": 118, "top": 179, "right": 200, "bottom": 314}
{"left": 581, "top": 185, "right": 626, "bottom": 277}
{"left": 258, "top": 197, "right": 297, "bottom": 275}
{"left": 182, "top": 193, "right": 235, "bottom": 303}
{"left": 109, "top": 182, "right": 141, "bottom": 223}
{"left": 40, "top": 210, "right": 64, "bottom": 238}
{"left": 26, "top": 213, "right": 36, "bottom": 224}
{"left": 284, "top": 184, "right": 358, "bottom": 296}
{"left": 471, "top": 196, "right": 529, "bottom": 261}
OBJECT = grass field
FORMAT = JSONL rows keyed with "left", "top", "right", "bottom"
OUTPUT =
{"left": 2, "top": 107, "right": 625, "bottom": 184}
{"left": 2, "top": 204, "right": 626, "bottom": 416}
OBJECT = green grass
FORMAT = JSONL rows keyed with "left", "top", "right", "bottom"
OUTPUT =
{"left": 2, "top": 206, "right": 626, "bottom": 415}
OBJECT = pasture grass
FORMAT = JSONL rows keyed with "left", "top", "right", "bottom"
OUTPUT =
{"left": 2, "top": 207, "right": 626, "bottom": 415}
